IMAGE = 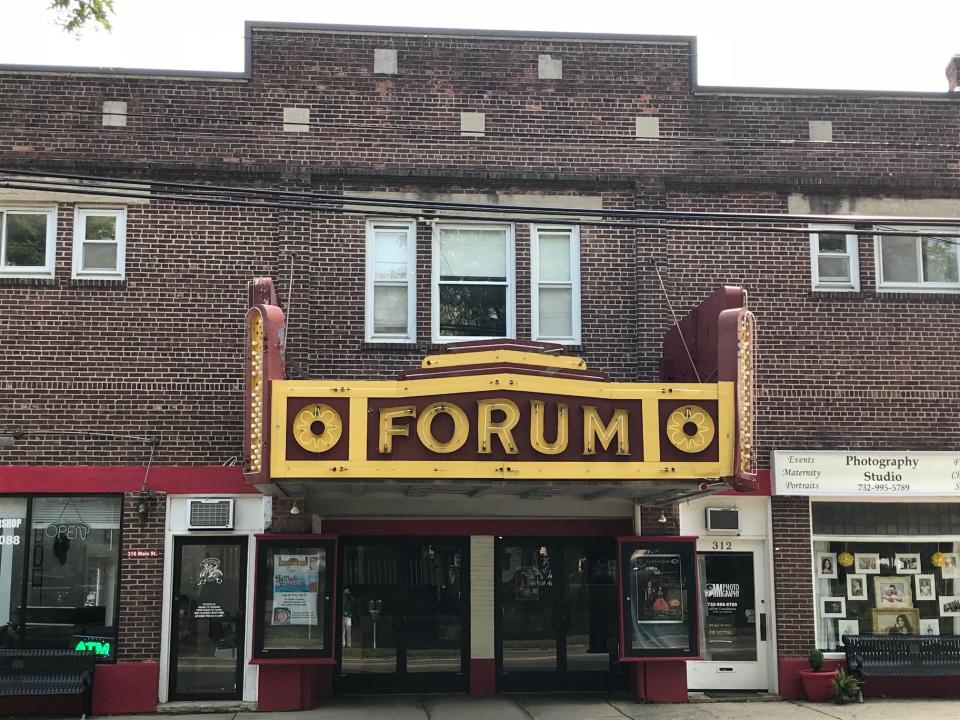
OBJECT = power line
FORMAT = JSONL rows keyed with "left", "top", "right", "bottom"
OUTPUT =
{"left": 2, "top": 175, "right": 958, "bottom": 245}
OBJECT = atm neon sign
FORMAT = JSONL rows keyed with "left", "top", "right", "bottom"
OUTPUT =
{"left": 74, "top": 639, "right": 111, "bottom": 657}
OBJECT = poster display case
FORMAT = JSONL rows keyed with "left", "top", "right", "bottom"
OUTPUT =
{"left": 618, "top": 537, "right": 698, "bottom": 659}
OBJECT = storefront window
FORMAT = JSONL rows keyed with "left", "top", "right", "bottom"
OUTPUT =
{"left": 812, "top": 502, "right": 960, "bottom": 650}
{"left": 255, "top": 540, "right": 334, "bottom": 657}
{"left": 619, "top": 539, "right": 698, "bottom": 657}
{"left": 0, "top": 496, "right": 121, "bottom": 660}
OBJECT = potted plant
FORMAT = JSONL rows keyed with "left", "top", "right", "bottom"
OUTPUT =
{"left": 833, "top": 668, "right": 861, "bottom": 704}
{"left": 798, "top": 649, "right": 837, "bottom": 702}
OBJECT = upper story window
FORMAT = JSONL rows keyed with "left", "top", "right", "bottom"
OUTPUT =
{"left": 73, "top": 208, "right": 127, "bottom": 280}
{"left": 432, "top": 223, "right": 515, "bottom": 342}
{"left": 810, "top": 228, "right": 859, "bottom": 291}
{"left": 531, "top": 225, "right": 581, "bottom": 344}
{"left": 365, "top": 220, "right": 417, "bottom": 342}
{"left": 0, "top": 208, "right": 57, "bottom": 279}
{"left": 876, "top": 228, "right": 960, "bottom": 292}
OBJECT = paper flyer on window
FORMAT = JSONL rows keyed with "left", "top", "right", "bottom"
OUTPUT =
{"left": 271, "top": 554, "right": 322, "bottom": 625}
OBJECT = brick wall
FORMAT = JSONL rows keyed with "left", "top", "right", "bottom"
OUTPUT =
{"left": 117, "top": 491, "right": 166, "bottom": 662}
{"left": 771, "top": 496, "right": 815, "bottom": 657}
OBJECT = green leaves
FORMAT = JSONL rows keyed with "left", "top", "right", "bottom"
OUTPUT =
{"left": 48, "top": 0, "right": 115, "bottom": 33}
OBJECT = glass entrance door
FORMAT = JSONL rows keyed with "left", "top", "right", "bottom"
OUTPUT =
{"left": 169, "top": 537, "right": 247, "bottom": 700}
{"left": 687, "top": 543, "right": 770, "bottom": 690}
{"left": 337, "top": 538, "right": 468, "bottom": 693}
{"left": 496, "top": 538, "right": 623, "bottom": 691}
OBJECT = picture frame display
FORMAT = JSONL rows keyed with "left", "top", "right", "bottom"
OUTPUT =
{"left": 915, "top": 574, "right": 937, "bottom": 602}
{"left": 816, "top": 552, "right": 838, "bottom": 579}
{"left": 837, "top": 618, "right": 859, "bottom": 639}
{"left": 873, "top": 607, "right": 920, "bottom": 634}
{"left": 895, "top": 553, "right": 921, "bottom": 574}
{"left": 873, "top": 576, "right": 912, "bottom": 609}
{"left": 941, "top": 554, "right": 959, "bottom": 579}
{"left": 938, "top": 595, "right": 960, "bottom": 618}
{"left": 846, "top": 574, "right": 868, "bottom": 601}
{"left": 855, "top": 553, "right": 880, "bottom": 574}
{"left": 919, "top": 619, "right": 940, "bottom": 636}
{"left": 821, "top": 596, "right": 847, "bottom": 618}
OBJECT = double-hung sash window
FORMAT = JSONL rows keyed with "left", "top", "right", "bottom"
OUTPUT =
{"left": 433, "top": 224, "right": 514, "bottom": 342}
{"left": 876, "top": 227, "right": 960, "bottom": 292}
{"left": 73, "top": 208, "right": 126, "bottom": 280}
{"left": 531, "top": 225, "right": 580, "bottom": 343}
{"left": 0, "top": 208, "right": 57, "bottom": 278}
{"left": 810, "top": 228, "right": 859, "bottom": 291}
{"left": 366, "top": 220, "right": 417, "bottom": 342}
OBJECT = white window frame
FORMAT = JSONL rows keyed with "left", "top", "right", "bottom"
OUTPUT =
{"left": 72, "top": 207, "right": 127, "bottom": 280}
{"left": 0, "top": 207, "right": 57, "bottom": 279}
{"left": 365, "top": 219, "right": 417, "bottom": 343}
{"left": 431, "top": 222, "right": 515, "bottom": 343}
{"left": 531, "top": 224, "right": 581, "bottom": 344}
{"left": 809, "top": 227, "right": 859, "bottom": 292}
{"left": 874, "top": 226, "right": 960, "bottom": 293}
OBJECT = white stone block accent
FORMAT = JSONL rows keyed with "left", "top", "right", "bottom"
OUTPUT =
{"left": 635, "top": 116, "right": 660, "bottom": 139}
{"left": 374, "top": 48, "right": 398, "bottom": 75}
{"left": 460, "top": 112, "right": 486, "bottom": 137}
{"left": 470, "top": 535, "right": 495, "bottom": 659}
{"left": 809, "top": 120, "right": 833, "bottom": 142}
{"left": 283, "top": 107, "right": 310, "bottom": 133}
{"left": 538, "top": 54, "right": 562, "bottom": 80}
{"left": 102, "top": 100, "right": 127, "bottom": 127}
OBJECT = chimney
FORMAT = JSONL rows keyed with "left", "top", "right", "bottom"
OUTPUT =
{"left": 947, "top": 55, "right": 960, "bottom": 91}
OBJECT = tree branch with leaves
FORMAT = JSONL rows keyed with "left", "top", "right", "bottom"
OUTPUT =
{"left": 49, "top": 0, "right": 115, "bottom": 33}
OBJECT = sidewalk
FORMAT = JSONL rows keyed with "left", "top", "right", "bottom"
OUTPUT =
{"left": 88, "top": 695, "right": 960, "bottom": 720}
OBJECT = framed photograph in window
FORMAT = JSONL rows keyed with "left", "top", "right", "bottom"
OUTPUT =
{"left": 816, "top": 552, "right": 838, "bottom": 579}
{"left": 873, "top": 576, "right": 912, "bottom": 609}
{"left": 846, "top": 574, "right": 868, "bottom": 601}
{"left": 873, "top": 608, "right": 919, "bottom": 635}
{"left": 941, "top": 554, "right": 959, "bottom": 579}
{"left": 915, "top": 574, "right": 937, "bottom": 602}
{"left": 894, "top": 553, "right": 921, "bottom": 574}
{"left": 820, "top": 597, "right": 846, "bottom": 618}
{"left": 938, "top": 596, "right": 960, "bottom": 618}
{"left": 837, "top": 618, "right": 859, "bottom": 639}
{"left": 855, "top": 553, "right": 880, "bottom": 574}
{"left": 920, "top": 619, "right": 940, "bottom": 636}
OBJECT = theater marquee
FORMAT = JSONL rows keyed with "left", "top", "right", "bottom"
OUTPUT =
{"left": 268, "top": 349, "right": 735, "bottom": 481}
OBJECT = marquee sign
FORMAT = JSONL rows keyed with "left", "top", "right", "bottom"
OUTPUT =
{"left": 269, "top": 348, "right": 735, "bottom": 480}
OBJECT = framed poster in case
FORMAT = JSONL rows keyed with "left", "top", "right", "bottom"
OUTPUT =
{"left": 618, "top": 536, "right": 698, "bottom": 659}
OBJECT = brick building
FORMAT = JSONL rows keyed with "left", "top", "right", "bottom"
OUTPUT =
{"left": 0, "top": 22, "right": 959, "bottom": 712}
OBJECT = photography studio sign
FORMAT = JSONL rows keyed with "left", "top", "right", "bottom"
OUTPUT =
{"left": 773, "top": 450, "right": 960, "bottom": 497}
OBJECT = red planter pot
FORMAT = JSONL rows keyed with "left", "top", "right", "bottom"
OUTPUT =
{"left": 799, "top": 669, "right": 837, "bottom": 703}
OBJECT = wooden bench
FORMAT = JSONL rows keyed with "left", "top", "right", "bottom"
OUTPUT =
{"left": 843, "top": 634, "right": 960, "bottom": 701}
{"left": 0, "top": 648, "right": 97, "bottom": 719}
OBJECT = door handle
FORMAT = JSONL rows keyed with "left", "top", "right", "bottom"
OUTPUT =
{"left": 760, "top": 613, "right": 767, "bottom": 642}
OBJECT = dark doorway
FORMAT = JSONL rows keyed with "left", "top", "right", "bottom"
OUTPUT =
{"left": 496, "top": 537, "right": 624, "bottom": 691}
{"left": 169, "top": 536, "right": 247, "bottom": 700}
{"left": 337, "top": 537, "right": 469, "bottom": 693}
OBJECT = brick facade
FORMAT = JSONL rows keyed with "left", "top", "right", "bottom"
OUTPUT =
{"left": 117, "top": 491, "right": 166, "bottom": 662}
{"left": 1, "top": 23, "right": 958, "bottom": 694}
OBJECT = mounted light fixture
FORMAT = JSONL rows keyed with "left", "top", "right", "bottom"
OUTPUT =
{"left": 289, "top": 500, "right": 302, "bottom": 516}
{"left": 657, "top": 509, "right": 668, "bottom": 524}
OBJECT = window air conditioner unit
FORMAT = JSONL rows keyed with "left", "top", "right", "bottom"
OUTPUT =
{"left": 705, "top": 507, "right": 740, "bottom": 534}
{"left": 187, "top": 498, "right": 235, "bottom": 530}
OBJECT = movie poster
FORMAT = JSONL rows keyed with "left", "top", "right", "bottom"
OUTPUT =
{"left": 271, "top": 554, "right": 322, "bottom": 625}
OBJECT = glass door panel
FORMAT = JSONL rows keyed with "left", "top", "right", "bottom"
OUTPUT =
{"left": 406, "top": 543, "right": 464, "bottom": 673}
{"left": 170, "top": 537, "right": 246, "bottom": 700}
{"left": 565, "top": 544, "right": 616, "bottom": 672}
{"left": 340, "top": 543, "right": 400, "bottom": 675}
{"left": 699, "top": 553, "right": 757, "bottom": 662}
{"left": 500, "top": 542, "right": 559, "bottom": 672}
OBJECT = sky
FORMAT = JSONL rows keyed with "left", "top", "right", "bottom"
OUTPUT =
{"left": 0, "top": 1, "right": 958, "bottom": 92}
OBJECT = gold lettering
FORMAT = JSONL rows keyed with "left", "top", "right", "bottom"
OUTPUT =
{"left": 378, "top": 405, "right": 416, "bottom": 453}
{"left": 477, "top": 398, "right": 520, "bottom": 454}
{"left": 529, "top": 400, "right": 568, "bottom": 455}
{"left": 582, "top": 406, "right": 630, "bottom": 455}
{"left": 416, "top": 402, "right": 469, "bottom": 454}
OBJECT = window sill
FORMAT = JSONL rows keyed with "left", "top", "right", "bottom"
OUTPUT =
{"left": 0, "top": 276, "right": 57, "bottom": 286}
{"left": 361, "top": 341, "right": 423, "bottom": 353}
